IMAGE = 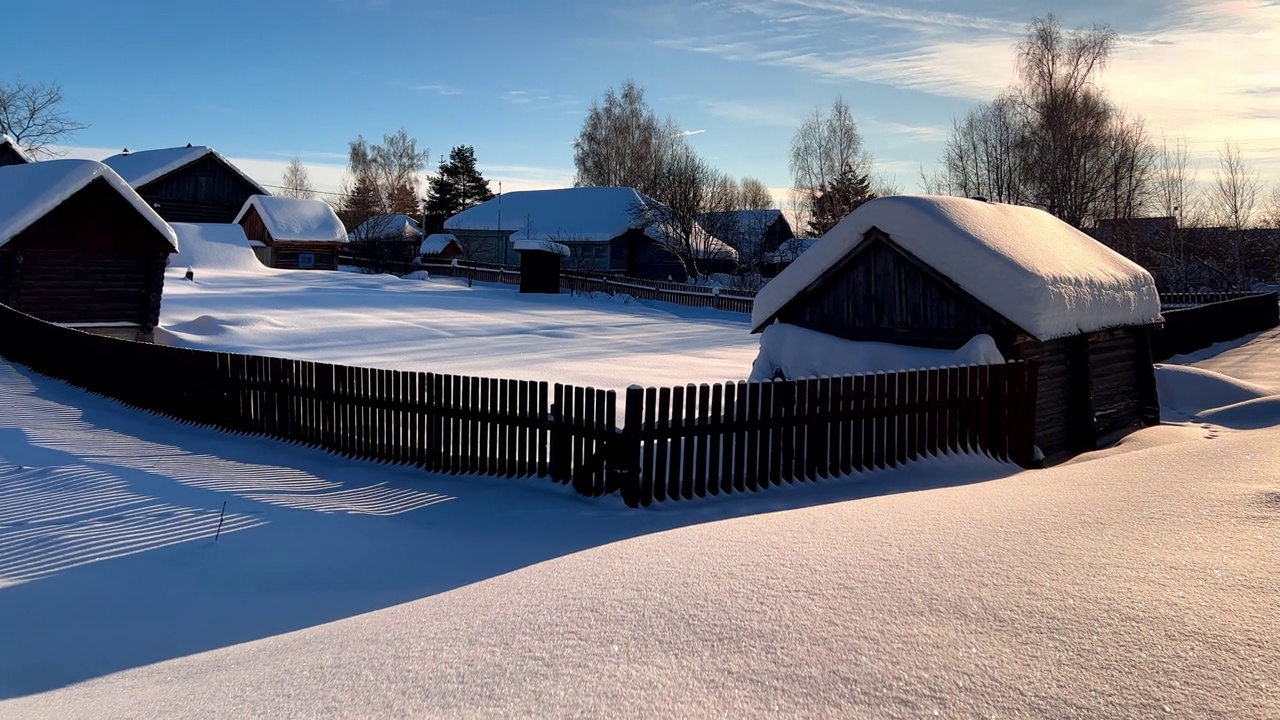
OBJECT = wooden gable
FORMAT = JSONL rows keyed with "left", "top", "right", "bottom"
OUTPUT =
{"left": 772, "top": 227, "right": 1019, "bottom": 348}
{"left": 238, "top": 205, "right": 272, "bottom": 243}
{"left": 0, "top": 143, "right": 30, "bottom": 167}
{"left": 7, "top": 177, "right": 174, "bottom": 253}
{"left": 136, "top": 153, "right": 262, "bottom": 223}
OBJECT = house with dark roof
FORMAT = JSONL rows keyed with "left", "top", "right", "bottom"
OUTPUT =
{"left": 752, "top": 195, "right": 1165, "bottom": 464}
{"left": 103, "top": 145, "right": 267, "bottom": 224}
{"left": 444, "top": 187, "right": 707, "bottom": 280}
{"left": 235, "top": 195, "right": 347, "bottom": 270}
{"left": 696, "top": 209, "right": 794, "bottom": 270}
{"left": 0, "top": 160, "right": 178, "bottom": 341}
{"left": 0, "top": 135, "right": 32, "bottom": 167}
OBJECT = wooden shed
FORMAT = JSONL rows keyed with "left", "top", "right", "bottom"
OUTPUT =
{"left": 103, "top": 145, "right": 268, "bottom": 224}
{"left": 751, "top": 195, "right": 1165, "bottom": 465}
{"left": 0, "top": 160, "right": 178, "bottom": 341}
{"left": 418, "top": 233, "right": 462, "bottom": 264}
{"left": 514, "top": 238, "right": 569, "bottom": 294}
{"left": 234, "top": 195, "right": 347, "bottom": 270}
{"left": 0, "top": 134, "right": 32, "bottom": 167}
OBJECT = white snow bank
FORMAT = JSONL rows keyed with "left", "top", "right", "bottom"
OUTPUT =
{"left": 1155, "top": 364, "right": 1272, "bottom": 418}
{"left": 749, "top": 323, "right": 1005, "bottom": 382}
{"left": 0, "top": 159, "right": 177, "bottom": 250}
{"left": 234, "top": 195, "right": 346, "bottom": 243}
{"left": 752, "top": 196, "right": 1163, "bottom": 341}
{"left": 103, "top": 146, "right": 268, "bottom": 194}
{"left": 1196, "top": 395, "right": 1280, "bottom": 430}
{"left": 446, "top": 186, "right": 653, "bottom": 243}
{"left": 169, "top": 223, "right": 266, "bottom": 273}
{"left": 513, "top": 238, "right": 571, "bottom": 257}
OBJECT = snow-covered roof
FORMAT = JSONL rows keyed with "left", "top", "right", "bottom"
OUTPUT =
{"left": 0, "top": 159, "right": 178, "bottom": 251}
{"left": 102, "top": 145, "right": 269, "bottom": 195}
{"left": 770, "top": 237, "right": 819, "bottom": 263}
{"left": 169, "top": 223, "right": 265, "bottom": 272}
{"left": 513, "top": 238, "right": 571, "bottom": 257}
{"left": 0, "top": 134, "right": 33, "bottom": 163}
{"left": 698, "top": 209, "right": 783, "bottom": 237}
{"left": 445, "top": 187, "right": 655, "bottom": 243}
{"left": 419, "top": 233, "right": 458, "bottom": 255}
{"left": 234, "top": 195, "right": 346, "bottom": 243}
{"left": 752, "top": 195, "right": 1162, "bottom": 341}
{"left": 353, "top": 214, "right": 423, "bottom": 241}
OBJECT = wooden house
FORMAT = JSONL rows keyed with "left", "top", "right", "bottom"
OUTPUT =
{"left": 418, "top": 233, "right": 462, "bottom": 263}
{"left": 514, "top": 238, "right": 569, "bottom": 293}
{"left": 234, "top": 195, "right": 347, "bottom": 270}
{"left": 444, "top": 187, "right": 692, "bottom": 280}
{"left": 0, "top": 160, "right": 178, "bottom": 341}
{"left": 103, "top": 145, "right": 268, "bottom": 224}
{"left": 0, "top": 135, "right": 32, "bottom": 167}
{"left": 697, "top": 209, "right": 794, "bottom": 267}
{"left": 349, "top": 213, "right": 425, "bottom": 267}
{"left": 751, "top": 195, "right": 1165, "bottom": 465}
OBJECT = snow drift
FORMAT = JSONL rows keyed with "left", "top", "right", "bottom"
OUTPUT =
{"left": 749, "top": 323, "right": 1005, "bottom": 382}
{"left": 168, "top": 223, "right": 266, "bottom": 273}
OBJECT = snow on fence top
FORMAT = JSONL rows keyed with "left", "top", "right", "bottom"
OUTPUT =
{"left": 513, "top": 238, "right": 571, "bottom": 257}
{"left": 234, "top": 195, "right": 347, "bottom": 243}
{"left": 752, "top": 195, "right": 1163, "bottom": 341}
{"left": 0, "top": 159, "right": 178, "bottom": 250}
{"left": 103, "top": 145, "right": 268, "bottom": 194}
{"left": 420, "top": 233, "right": 458, "bottom": 255}
{"left": 169, "top": 223, "right": 266, "bottom": 272}
{"left": 445, "top": 186, "right": 658, "bottom": 243}
{"left": 353, "top": 214, "right": 423, "bottom": 241}
{"left": 0, "top": 134, "right": 33, "bottom": 163}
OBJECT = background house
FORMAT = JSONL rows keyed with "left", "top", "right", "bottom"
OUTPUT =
{"left": 444, "top": 186, "right": 687, "bottom": 280}
{"left": 752, "top": 195, "right": 1164, "bottom": 464}
{"left": 417, "top": 233, "right": 461, "bottom": 263}
{"left": 696, "top": 209, "right": 794, "bottom": 273}
{"left": 235, "top": 195, "right": 347, "bottom": 270}
{"left": 103, "top": 145, "right": 267, "bottom": 224}
{"left": 0, "top": 135, "right": 32, "bottom": 167}
{"left": 0, "top": 160, "right": 178, "bottom": 341}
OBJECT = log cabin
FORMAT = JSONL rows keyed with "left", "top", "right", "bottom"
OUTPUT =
{"left": 0, "top": 160, "right": 178, "bottom": 342}
{"left": 235, "top": 195, "right": 347, "bottom": 270}
{"left": 103, "top": 145, "right": 267, "bottom": 224}
{"left": 751, "top": 195, "right": 1164, "bottom": 465}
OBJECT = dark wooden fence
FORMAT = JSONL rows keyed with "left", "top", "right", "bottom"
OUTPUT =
{"left": 0, "top": 302, "right": 1040, "bottom": 507}
{"left": 1152, "top": 291, "right": 1279, "bottom": 361}
{"left": 615, "top": 363, "right": 1038, "bottom": 507}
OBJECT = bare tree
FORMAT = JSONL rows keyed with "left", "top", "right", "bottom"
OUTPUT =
{"left": 573, "top": 80, "right": 686, "bottom": 199}
{"left": 1203, "top": 140, "right": 1268, "bottom": 289}
{"left": 1262, "top": 184, "right": 1280, "bottom": 229}
{"left": 934, "top": 16, "right": 1156, "bottom": 230}
{"left": 280, "top": 157, "right": 316, "bottom": 199}
{"left": 347, "top": 129, "right": 429, "bottom": 212}
{"left": 1146, "top": 137, "right": 1202, "bottom": 291}
{"left": 736, "top": 177, "right": 774, "bottom": 210}
{"left": 0, "top": 78, "right": 88, "bottom": 158}
{"left": 790, "top": 97, "right": 873, "bottom": 225}
{"left": 630, "top": 148, "right": 740, "bottom": 278}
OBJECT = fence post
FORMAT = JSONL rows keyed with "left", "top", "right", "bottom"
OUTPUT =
{"left": 616, "top": 386, "right": 644, "bottom": 507}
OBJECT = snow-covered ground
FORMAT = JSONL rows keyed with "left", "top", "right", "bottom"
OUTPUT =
{"left": 3, "top": 322, "right": 1279, "bottom": 716}
{"left": 158, "top": 266, "right": 760, "bottom": 392}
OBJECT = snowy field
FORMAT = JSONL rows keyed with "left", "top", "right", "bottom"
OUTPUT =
{"left": 2, "top": 318, "right": 1279, "bottom": 716}
{"left": 157, "top": 255, "right": 760, "bottom": 393}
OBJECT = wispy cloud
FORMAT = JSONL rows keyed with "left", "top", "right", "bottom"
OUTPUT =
{"left": 412, "top": 83, "right": 463, "bottom": 96}
{"left": 678, "top": 129, "right": 707, "bottom": 137}
{"left": 502, "top": 90, "right": 580, "bottom": 109}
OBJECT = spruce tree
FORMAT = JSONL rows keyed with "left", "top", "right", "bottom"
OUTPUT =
{"left": 806, "top": 165, "right": 876, "bottom": 236}
{"left": 423, "top": 146, "right": 496, "bottom": 232}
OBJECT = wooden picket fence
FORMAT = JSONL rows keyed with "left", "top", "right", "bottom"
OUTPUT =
{"left": 0, "top": 302, "right": 1039, "bottom": 507}
{"left": 1151, "top": 291, "right": 1279, "bottom": 361}
{"left": 614, "top": 363, "right": 1038, "bottom": 507}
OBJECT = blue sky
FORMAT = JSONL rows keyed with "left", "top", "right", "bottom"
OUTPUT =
{"left": 6, "top": 0, "right": 1278, "bottom": 201}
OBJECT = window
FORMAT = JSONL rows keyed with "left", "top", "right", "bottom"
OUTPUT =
{"left": 297, "top": 253, "right": 316, "bottom": 268}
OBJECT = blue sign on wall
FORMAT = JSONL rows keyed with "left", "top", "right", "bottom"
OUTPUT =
{"left": 298, "top": 253, "right": 316, "bottom": 268}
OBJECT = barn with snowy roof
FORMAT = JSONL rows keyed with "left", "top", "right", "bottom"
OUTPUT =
{"left": 103, "top": 145, "right": 267, "bottom": 224}
{"left": 0, "top": 160, "right": 178, "bottom": 341}
{"left": 444, "top": 187, "right": 693, "bottom": 281}
{"left": 234, "top": 195, "right": 347, "bottom": 270}
{"left": 751, "top": 195, "right": 1164, "bottom": 463}
{"left": 0, "top": 135, "right": 32, "bottom": 167}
